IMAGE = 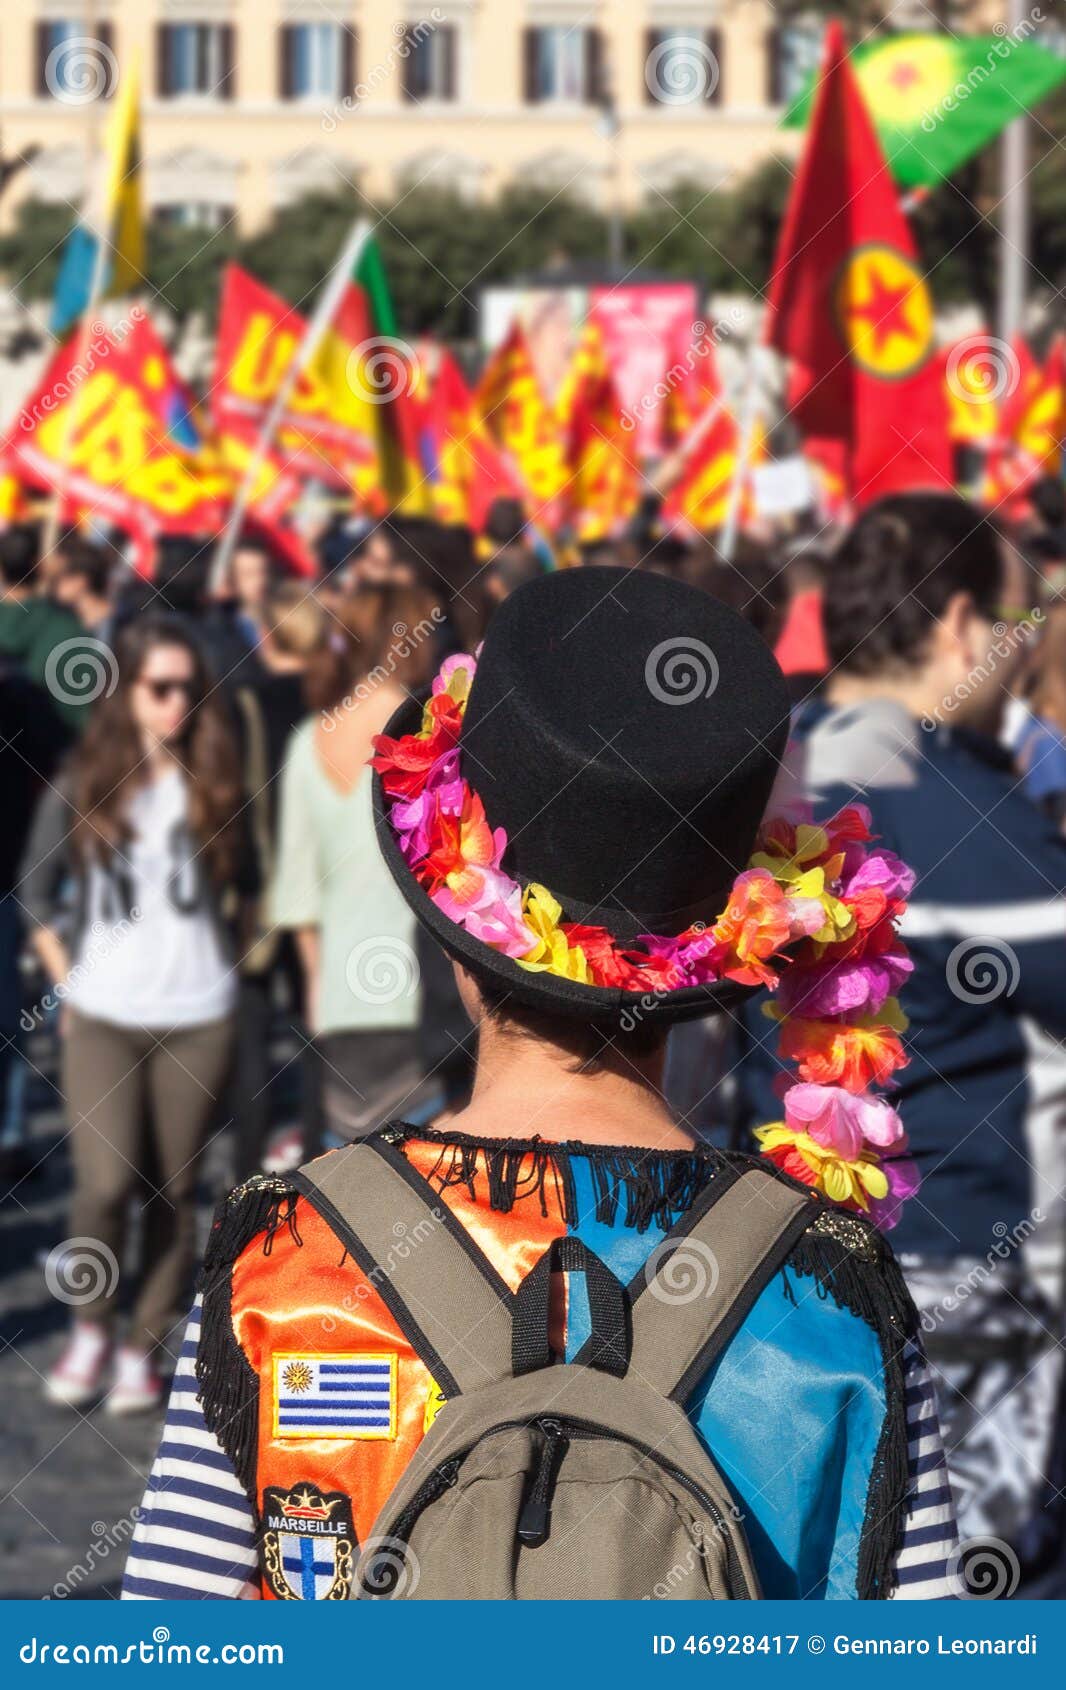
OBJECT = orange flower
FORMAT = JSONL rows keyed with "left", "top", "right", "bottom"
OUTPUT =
{"left": 777, "top": 1001, "right": 908, "bottom": 1093}
{"left": 420, "top": 788, "right": 498, "bottom": 904}
{"left": 712, "top": 869, "right": 791, "bottom": 987}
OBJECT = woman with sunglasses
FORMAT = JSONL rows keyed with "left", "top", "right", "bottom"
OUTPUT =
{"left": 20, "top": 614, "right": 253, "bottom": 1413}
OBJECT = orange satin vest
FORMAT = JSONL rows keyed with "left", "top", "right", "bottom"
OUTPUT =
{"left": 207, "top": 1138, "right": 568, "bottom": 1599}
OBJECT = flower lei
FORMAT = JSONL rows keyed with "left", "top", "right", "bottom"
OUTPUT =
{"left": 372, "top": 651, "right": 919, "bottom": 1230}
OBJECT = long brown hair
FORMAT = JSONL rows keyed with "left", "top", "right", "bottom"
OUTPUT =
{"left": 71, "top": 614, "right": 244, "bottom": 886}
{"left": 305, "top": 583, "right": 442, "bottom": 714}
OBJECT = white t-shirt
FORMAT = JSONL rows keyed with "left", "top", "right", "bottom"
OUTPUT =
{"left": 66, "top": 767, "right": 238, "bottom": 1030}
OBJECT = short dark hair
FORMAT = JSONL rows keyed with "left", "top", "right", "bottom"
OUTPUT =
{"left": 59, "top": 538, "right": 113, "bottom": 600}
{"left": 824, "top": 493, "right": 1002, "bottom": 676}
{"left": 483, "top": 497, "right": 527, "bottom": 548}
{"left": 479, "top": 982, "right": 669, "bottom": 1068}
{"left": 0, "top": 523, "right": 41, "bottom": 587}
{"left": 154, "top": 535, "right": 212, "bottom": 616}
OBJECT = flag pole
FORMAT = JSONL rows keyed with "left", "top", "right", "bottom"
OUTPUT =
{"left": 998, "top": 0, "right": 1029, "bottom": 340}
{"left": 209, "top": 215, "right": 374, "bottom": 594}
{"left": 719, "top": 341, "right": 765, "bottom": 562}
{"left": 41, "top": 0, "right": 108, "bottom": 560}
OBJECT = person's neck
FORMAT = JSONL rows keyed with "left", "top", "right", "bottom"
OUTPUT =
{"left": 442, "top": 1021, "right": 693, "bottom": 1150}
{"left": 140, "top": 739, "right": 180, "bottom": 781}
{"left": 825, "top": 668, "right": 938, "bottom": 721}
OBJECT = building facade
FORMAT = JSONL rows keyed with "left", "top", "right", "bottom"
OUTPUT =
{"left": 0, "top": 0, "right": 825, "bottom": 233}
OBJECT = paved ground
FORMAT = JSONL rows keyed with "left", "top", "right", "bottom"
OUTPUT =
{"left": 0, "top": 1033, "right": 246, "bottom": 1601}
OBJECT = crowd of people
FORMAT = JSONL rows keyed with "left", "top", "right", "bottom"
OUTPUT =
{"left": 2, "top": 477, "right": 1066, "bottom": 1594}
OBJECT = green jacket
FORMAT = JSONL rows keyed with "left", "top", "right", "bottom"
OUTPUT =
{"left": 0, "top": 597, "right": 87, "bottom": 729}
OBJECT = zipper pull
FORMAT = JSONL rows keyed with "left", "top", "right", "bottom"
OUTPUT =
{"left": 517, "top": 1420, "right": 564, "bottom": 1548}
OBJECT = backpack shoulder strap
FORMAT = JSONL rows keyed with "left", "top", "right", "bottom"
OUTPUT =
{"left": 624, "top": 1164, "right": 813, "bottom": 1403}
{"left": 291, "top": 1135, "right": 516, "bottom": 1399}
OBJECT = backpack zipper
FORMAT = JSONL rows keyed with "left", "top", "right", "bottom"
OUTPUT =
{"left": 516, "top": 1418, "right": 564, "bottom": 1546}
{"left": 370, "top": 1414, "right": 753, "bottom": 1596}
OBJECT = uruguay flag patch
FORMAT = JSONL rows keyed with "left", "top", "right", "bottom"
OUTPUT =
{"left": 272, "top": 1353, "right": 398, "bottom": 1440}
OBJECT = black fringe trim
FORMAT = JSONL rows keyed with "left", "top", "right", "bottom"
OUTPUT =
{"left": 195, "top": 1175, "right": 302, "bottom": 1505}
{"left": 388, "top": 1123, "right": 729, "bottom": 1234}
{"left": 783, "top": 1214, "right": 920, "bottom": 1602}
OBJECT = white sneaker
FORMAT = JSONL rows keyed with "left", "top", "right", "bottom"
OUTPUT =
{"left": 105, "top": 1346, "right": 163, "bottom": 1416}
{"left": 261, "top": 1127, "right": 304, "bottom": 1174}
{"left": 45, "top": 1323, "right": 110, "bottom": 1408}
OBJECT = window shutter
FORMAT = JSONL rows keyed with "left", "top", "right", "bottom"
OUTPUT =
{"left": 219, "top": 23, "right": 236, "bottom": 100}
{"left": 441, "top": 24, "right": 457, "bottom": 100}
{"left": 96, "top": 23, "right": 114, "bottom": 65}
{"left": 766, "top": 26, "right": 782, "bottom": 105}
{"left": 644, "top": 29, "right": 661, "bottom": 104}
{"left": 400, "top": 26, "right": 416, "bottom": 101}
{"left": 156, "top": 23, "right": 173, "bottom": 98}
{"left": 279, "top": 25, "right": 293, "bottom": 100}
{"left": 522, "top": 26, "right": 539, "bottom": 103}
{"left": 706, "top": 28, "right": 723, "bottom": 107}
{"left": 341, "top": 25, "right": 357, "bottom": 98}
{"left": 585, "top": 27, "right": 605, "bottom": 104}
{"left": 35, "top": 22, "right": 51, "bottom": 96}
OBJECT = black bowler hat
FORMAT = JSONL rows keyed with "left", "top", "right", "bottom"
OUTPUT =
{"left": 372, "top": 566, "right": 792, "bottom": 1022}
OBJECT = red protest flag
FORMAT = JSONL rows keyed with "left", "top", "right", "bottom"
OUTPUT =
{"left": 212, "top": 263, "right": 378, "bottom": 490}
{"left": 661, "top": 403, "right": 761, "bottom": 536}
{"left": 416, "top": 346, "right": 520, "bottom": 531}
{"left": 661, "top": 323, "right": 724, "bottom": 450}
{"left": 985, "top": 332, "right": 1066, "bottom": 514}
{"left": 766, "top": 21, "right": 951, "bottom": 506}
{"left": 564, "top": 371, "right": 641, "bottom": 543}
{"left": 12, "top": 319, "right": 228, "bottom": 551}
{"left": 475, "top": 322, "right": 570, "bottom": 526}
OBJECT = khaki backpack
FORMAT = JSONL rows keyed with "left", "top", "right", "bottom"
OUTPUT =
{"left": 293, "top": 1137, "right": 813, "bottom": 1601}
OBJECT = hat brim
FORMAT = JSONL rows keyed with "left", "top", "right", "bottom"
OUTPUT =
{"left": 372, "top": 694, "right": 758, "bottom": 1027}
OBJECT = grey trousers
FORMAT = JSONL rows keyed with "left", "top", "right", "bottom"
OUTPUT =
{"left": 63, "top": 1008, "right": 234, "bottom": 1350}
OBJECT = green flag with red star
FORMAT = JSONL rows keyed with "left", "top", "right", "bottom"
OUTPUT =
{"left": 784, "top": 30, "right": 1066, "bottom": 189}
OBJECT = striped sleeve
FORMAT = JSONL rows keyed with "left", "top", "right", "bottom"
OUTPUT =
{"left": 122, "top": 1298, "right": 260, "bottom": 1600}
{"left": 888, "top": 1345, "right": 958, "bottom": 1599}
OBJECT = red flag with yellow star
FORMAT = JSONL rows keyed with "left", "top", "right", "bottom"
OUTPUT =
{"left": 766, "top": 21, "right": 951, "bottom": 507}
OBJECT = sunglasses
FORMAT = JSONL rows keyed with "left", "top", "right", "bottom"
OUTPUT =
{"left": 138, "top": 677, "right": 196, "bottom": 702}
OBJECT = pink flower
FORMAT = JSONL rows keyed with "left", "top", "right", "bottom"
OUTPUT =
{"left": 432, "top": 652, "right": 477, "bottom": 696}
{"left": 784, "top": 894, "right": 827, "bottom": 941}
{"left": 783, "top": 1083, "right": 905, "bottom": 1161}
{"left": 775, "top": 949, "right": 913, "bottom": 1019}
{"left": 437, "top": 865, "right": 536, "bottom": 958}
{"left": 391, "top": 750, "right": 463, "bottom": 862}
{"left": 639, "top": 926, "right": 727, "bottom": 987}
{"left": 839, "top": 847, "right": 915, "bottom": 903}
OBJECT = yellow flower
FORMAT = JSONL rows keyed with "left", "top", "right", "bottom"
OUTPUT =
{"left": 516, "top": 883, "right": 591, "bottom": 982}
{"left": 750, "top": 858, "right": 855, "bottom": 947}
{"left": 755, "top": 1124, "right": 889, "bottom": 1210}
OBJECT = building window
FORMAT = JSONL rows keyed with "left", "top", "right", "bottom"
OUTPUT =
{"left": 35, "top": 19, "right": 115, "bottom": 99}
{"left": 523, "top": 25, "right": 603, "bottom": 104}
{"left": 280, "top": 22, "right": 356, "bottom": 100}
{"left": 401, "top": 22, "right": 458, "bottom": 101}
{"left": 154, "top": 202, "right": 232, "bottom": 231}
{"left": 768, "top": 21, "right": 822, "bottom": 105}
{"left": 156, "top": 22, "right": 235, "bottom": 99}
{"left": 644, "top": 27, "right": 723, "bottom": 107}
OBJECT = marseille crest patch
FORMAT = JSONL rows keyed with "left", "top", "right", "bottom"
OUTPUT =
{"left": 261, "top": 1483, "right": 355, "bottom": 1601}
{"left": 272, "top": 1352, "right": 398, "bottom": 1440}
